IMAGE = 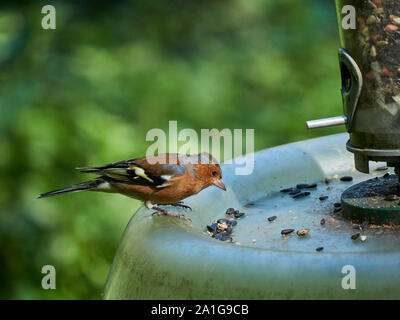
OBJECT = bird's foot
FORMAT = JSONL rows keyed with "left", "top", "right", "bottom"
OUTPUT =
{"left": 152, "top": 206, "right": 191, "bottom": 221}
{"left": 169, "top": 201, "right": 192, "bottom": 211}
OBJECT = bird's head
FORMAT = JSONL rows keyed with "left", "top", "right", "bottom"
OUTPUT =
{"left": 194, "top": 153, "right": 226, "bottom": 191}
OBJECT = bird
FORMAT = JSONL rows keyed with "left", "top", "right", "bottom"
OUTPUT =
{"left": 39, "top": 152, "right": 226, "bottom": 220}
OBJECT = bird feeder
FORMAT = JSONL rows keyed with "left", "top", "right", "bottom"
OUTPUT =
{"left": 103, "top": 0, "right": 400, "bottom": 299}
{"left": 307, "top": 0, "right": 400, "bottom": 224}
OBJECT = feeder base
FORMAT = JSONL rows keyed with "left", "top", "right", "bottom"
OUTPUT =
{"left": 341, "top": 175, "right": 400, "bottom": 224}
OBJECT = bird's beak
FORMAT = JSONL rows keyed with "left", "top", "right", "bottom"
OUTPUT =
{"left": 213, "top": 179, "right": 226, "bottom": 191}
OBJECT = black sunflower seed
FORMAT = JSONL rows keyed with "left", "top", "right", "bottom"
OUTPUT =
{"left": 304, "top": 183, "right": 317, "bottom": 189}
{"left": 215, "top": 232, "right": 232, "bottom": 241}
{"left": 226, "top": 208, "right": 236, "bottom": 216}
{"left": 292, "top": 192, "right": 310, "bottom": 199}
{"left": 280, "top": 187, "right": 294, "bottom": 193}
{"left": 334, "top": 203, "right": 342, "bottom": 207}
{"left": 316, "top": 247, "right": 324, "bottom": 252}
{"left": 281, "top": 228, "right": 295, "bottom": 235}
{"left": 351, "top": 233, "right": 360, "bottom": 240}
{"left": 234, "top": 211, "right": 245, "bottom": 219}
{"left": 296, "top": 184, "right": 309, "bottom": 189}
{"left": 340, "top": 176, "right": 353, "bottom": 182}
{"left": 207, "top": 225, "right": 216, "bottom": 232}
{"left": 289, "top": 189, "right": 301, "bottom": 195}
{"left": 334, "top": 207, "right": 342, "bottom": 213}
{"left": 319, "top": 196, "right": 328, "bottom": 201}
{"left": 228, "top": 219, "right": 237, "bottom": 226}
{"left": 320, "top": 218, "right": 326, "bottom": 225}
{"left": 267, "top": 216, "right": 277, "bottom": 222}
{"left": 383, "top": 173, "right": 390, "bottom": 179}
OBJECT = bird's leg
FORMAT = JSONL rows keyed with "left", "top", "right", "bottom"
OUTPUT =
{"left": 168, "top": 201, "right": 192, "bottom": 211}
{"left": 152, "top": 206, "right": 191, "bottom": 221}
{"left": 146, "top": 200, "right": 191, "bottom": 221}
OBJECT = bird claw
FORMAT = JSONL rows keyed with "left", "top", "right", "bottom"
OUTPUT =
{"left": 151, "top": 206, "right": 191, "bottom": 221}
{"left": 169, "top": 201, "right": 192, "bottom": 211}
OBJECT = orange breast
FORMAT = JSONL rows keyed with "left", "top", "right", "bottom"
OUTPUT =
{"left": 113, "top": 172, "right": 207, "bottom": 204}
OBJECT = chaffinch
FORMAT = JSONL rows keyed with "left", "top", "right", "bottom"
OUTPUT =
{"left": 39, "top": 152, "right": 226, "bottom": 220}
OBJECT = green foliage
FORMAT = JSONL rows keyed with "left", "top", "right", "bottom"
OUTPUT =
{"left": 0, "top": 0, "right": 343, "bottom": 299}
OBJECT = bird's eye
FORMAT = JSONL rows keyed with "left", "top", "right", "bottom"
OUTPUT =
{"left": 212, "top": 170, "right": 217, "bottom": 176}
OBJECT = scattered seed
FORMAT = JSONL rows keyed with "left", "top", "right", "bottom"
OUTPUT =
{"left": 228, "top": 219, "right": 237, "bottom": 226}
{"left": 267, "top": 216, "right": 277, "bottom": 222}
{"left": 281, "top": 229, "right": 295, "bottom": 235}
{"left": 390, "top": 14, "right": 400, "bottom": 25}
{"left": 383, "top": 173, "right": 390, "bottom": 178}
{"left": 384, "top": 24, "right": 398, "bottom": 31}
{"left": 377, "top": 40, "right": 389, "bottom": 46}
{"left": 215, "top": 232, "right": 232, "bottom": 241}
{"left": 296, "top": 228, "right": 310, "bottom": 237}
{"left": 234, "top": 211, "right": 245, "bottom": 219}
{"left": 217, "top": 222, "right": 228, "bottom": 231}
{"left": 367, "top": 15, "right": 378, "bottom": 24}
{"left": 351, "top": 233, "right": 360, "bottom": 240}
{"left": 334, "top": 207, "right": 342, "bottom": 213}
{"left": 280, "top": 187, "right": 294, "bottom": 193}
{"left": 296, "top": 184, "right": 309, "bottom": 189}
{"left": 370, "top": 45, "right": 377, "bottom": 57}
{"left": 319, "top": 196, "right": 328, "bottom": 201}
{"left": 292, "top": 192, "right": 310, "bottom": 199}
{"left": 320, "top": 218, "right": 326, "bottom": 225}
{"left": 252, "top": 239, "right": 256, "bottom": 243}
{"left": 384, "top": 194, "right": 399, "bottom": 201}
{"left": 375, "top": 166, "right": 388, "bottom": 171}
{"left": 316, "top": 247, "right": 324, "bottom": 252}
{"left": 340, "top": 176, "right": 353, "bottom": 182}
{"left": 208, "top": 212, "right": 240, "bottom": 242}
{"left": 304, "top": 183, "right": 317, "bottom": 189}
{"left": 360, "top": 235, "right": 367, "bottom": 242}
{"left": 381, "top": 66, "right": 392, "bottom": 76}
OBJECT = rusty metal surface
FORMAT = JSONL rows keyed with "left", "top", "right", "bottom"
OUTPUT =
{"left": 103, "top": 134, "right": 400, "bottom": 299}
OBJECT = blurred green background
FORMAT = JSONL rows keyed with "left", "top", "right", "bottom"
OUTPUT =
{"left": 0, "top": 0, "right": 344, "bottom": 299}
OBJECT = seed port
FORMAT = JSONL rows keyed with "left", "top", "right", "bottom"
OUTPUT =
{"left": 340, "top": 61, "right": 352, "bottom": 94}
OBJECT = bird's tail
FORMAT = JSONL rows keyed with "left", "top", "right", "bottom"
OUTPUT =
{"left": 38, "top": 180, "right": 104, "bottom": 199}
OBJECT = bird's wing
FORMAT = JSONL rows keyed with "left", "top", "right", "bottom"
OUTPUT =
{"left": 76, "top": 156, "right": 186, "bottom": 188}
